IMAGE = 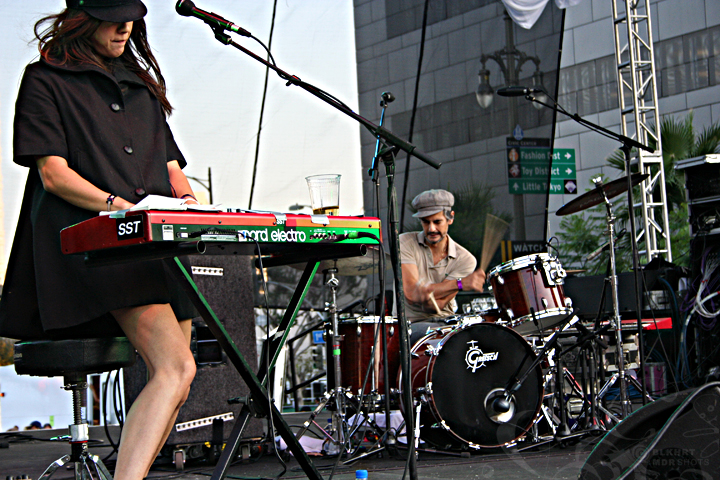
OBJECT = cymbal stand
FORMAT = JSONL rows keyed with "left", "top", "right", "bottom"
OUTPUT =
{"left": 324, "top": 268, "right": 346, "bottom": 454}
{"left": 571, "top": 323, "right": 609, "bottom": 432}
{"left": 593, "top": 177, "right": 631, "bottom": 418}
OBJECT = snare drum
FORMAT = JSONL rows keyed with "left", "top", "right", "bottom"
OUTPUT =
{"left": 399, "top": 322, "right": 543, "bottom": 449}
{"left": 338, "top": 316, "right": 400, "bottom": 395}
{"left": 488, "top": 253, "right": 572, "bottom": 334}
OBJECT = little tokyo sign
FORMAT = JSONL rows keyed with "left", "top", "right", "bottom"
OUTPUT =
{"left": 507, "top": 138, "right": 577, "bottom": 195}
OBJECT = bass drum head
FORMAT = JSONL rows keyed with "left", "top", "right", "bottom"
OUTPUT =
{"left": 427, "top": 323, "right": 543, "bottom": 448}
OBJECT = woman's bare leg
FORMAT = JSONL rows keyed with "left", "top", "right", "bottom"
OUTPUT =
{"left": 142, "top": 318, "right": 194, "bottom": 473}
{"left": 111, "top": 305, "right": 196, "bottom": 480}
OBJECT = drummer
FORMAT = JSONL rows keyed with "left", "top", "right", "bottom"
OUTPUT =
{"left": 400, "top": 189, "right": 487, "bottom": 342}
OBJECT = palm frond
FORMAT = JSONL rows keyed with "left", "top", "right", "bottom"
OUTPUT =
{"left": 660, "top": 112, "right": 695, "bottom": 164}
{"left": 693, "top": 122, "right": 720, "bottom": 156}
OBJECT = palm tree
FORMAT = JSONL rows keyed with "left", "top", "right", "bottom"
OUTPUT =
{"left": 558, "top": 112, "right": 720, "bottom": 271}
{"left": 606, "top": 112, "right": 720, "bottom": 210}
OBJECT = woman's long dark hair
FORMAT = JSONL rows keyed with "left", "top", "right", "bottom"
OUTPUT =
{"left": 34, "top": 9, "right": 173, "bottom": 115}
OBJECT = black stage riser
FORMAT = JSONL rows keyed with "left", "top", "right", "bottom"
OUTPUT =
{"left": 123, "top": 255, "right": 262, "bottom": 445}
{"left": 578, "top": 382, "right": 720, "bottom": 479}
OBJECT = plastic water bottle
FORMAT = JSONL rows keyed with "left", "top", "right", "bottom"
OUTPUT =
{"left": 356, "top": 470, "right": 368, "bottom": 480}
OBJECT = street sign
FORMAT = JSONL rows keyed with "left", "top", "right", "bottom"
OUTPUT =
{"left": 312, "top": 330, "right": 325, "bottom": 344}
{"left": 507, "top": 138, "right": 577, "bottom": 195}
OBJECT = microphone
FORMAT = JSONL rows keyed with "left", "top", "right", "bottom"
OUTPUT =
{"left": 176, "top": 0, "right": 252, "bottom": 37}
{"left": 496, "top": 86, "right": 543, "bottom": 97}
{"left": 586, "top": 229, "right": 626, "bottom": 261}
{"left": 381, "top": 91, "right": 395, "bottom": 103}
{"left": 492, "top": 394, "right": 512, "bottom": 414}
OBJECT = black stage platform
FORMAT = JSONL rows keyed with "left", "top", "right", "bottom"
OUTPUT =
{"left": 0, "top": 423, "right": 597, "bottom": 480}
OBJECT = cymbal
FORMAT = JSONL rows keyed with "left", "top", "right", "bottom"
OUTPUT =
{"left": 289, "top": 245, "right": 390, "bottom": 276}
{"left": 556, "top": 173, "right": 649, "bottom": 216}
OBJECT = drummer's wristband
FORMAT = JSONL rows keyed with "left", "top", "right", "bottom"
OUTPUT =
{"left": 457, "top": 278, "right": 463, "bottom": 291}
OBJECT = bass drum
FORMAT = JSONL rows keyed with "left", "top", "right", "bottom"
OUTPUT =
{"left": 401, "top": 323, "right": 543, "bottom": 450}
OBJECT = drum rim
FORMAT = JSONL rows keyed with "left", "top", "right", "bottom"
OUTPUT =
{"left": 488, "top": 252, "right": 559, "bottom": 277}
{"left": 510, "top": 306, "right": 574, "bottom": 330}
{"left": 339, "top": 315, "right": 398, "bottom": 324}
{"left": 424, "top": 322, "right": 545, "bottom": 448}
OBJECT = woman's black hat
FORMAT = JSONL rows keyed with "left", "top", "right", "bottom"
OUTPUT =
{"left": 66, "top": 0, "right": 147, "bottom": 23}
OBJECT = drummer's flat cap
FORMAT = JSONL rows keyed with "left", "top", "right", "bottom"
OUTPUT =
{"left": 411, "top": 189, "right": 454, "bottom": 218}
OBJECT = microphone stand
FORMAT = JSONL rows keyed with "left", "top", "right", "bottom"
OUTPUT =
{"left": 522, "top": 92, "right": 651, "bottom": 409}
{"left": 369, "top": 93, "right": 394, "bottom": 451}
{"left": 181, "top": 17, "right": 442, "bottom": 479}
{"left": 491, "top": 310, "right": 579, "bottom": 431}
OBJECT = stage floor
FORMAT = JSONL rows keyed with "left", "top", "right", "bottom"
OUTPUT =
{"left": 0, "top": 423, "right": 598, "bottom": 479}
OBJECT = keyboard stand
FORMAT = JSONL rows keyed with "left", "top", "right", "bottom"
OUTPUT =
{"left": 166, "top": 257, "right": 323, "bottom": 480}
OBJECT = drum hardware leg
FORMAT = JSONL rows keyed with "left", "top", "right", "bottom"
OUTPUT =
{"left": 295, "top": 391, "right": 334, "bottom": 442}
{"left": 397, "top": 446, "right": 472, "bottom": 458}
{"left": 540, "top": 402, "right": 560, "bottom": 434}
{"left": 413, "top": 401, "right": 422, "bottom": 453}
{"left": 491, "top": 310, "right": 580, "bottom": 417}
{"left": 554, "top": 346, "right": 572, "bottom": 438}
{"left": 557, "top": 320, "right": 613, "bottom": 433}
{"left": 342, "top": 391, "right": 389, "bottom": 445}
{"left": 560, "top": 367, "right": 591, "bottom": 433}
{"left": 582, "top": 344, "right": 604, "bottom": 432}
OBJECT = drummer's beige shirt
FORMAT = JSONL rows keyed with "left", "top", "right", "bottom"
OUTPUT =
{"left": 399, "top": 231, "right": 477, "bottom": 322}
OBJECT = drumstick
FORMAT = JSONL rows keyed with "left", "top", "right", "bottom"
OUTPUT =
{"left": 428, "top": 291, "right": 442, "bottom": 316}
{"left": 480, "top": 214, "right": 510, "bottom": 272}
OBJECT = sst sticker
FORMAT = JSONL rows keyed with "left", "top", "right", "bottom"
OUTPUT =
{"left": 116, "top": 216, "right": 145, "bottom": 240}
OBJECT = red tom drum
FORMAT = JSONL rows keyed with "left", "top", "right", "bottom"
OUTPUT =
{"left": 338, "top": 316, "right": 399, "bottom": 395}
{"left": 488, "top": 253, "right": 573, "bottom": 334}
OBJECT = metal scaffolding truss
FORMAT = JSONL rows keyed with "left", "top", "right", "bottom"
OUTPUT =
{"left": 611, "top": 0, "right": 672, "bottom": 262}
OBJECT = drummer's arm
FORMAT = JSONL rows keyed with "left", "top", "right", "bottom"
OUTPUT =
{"left": 402, "top": 264, "right": 486, "bottom": 312}
{"left": 427, "top": 269, "right": 487, "bottom": 309}
{"left": 402, "top": 263, "right": 445, "bottom": 312}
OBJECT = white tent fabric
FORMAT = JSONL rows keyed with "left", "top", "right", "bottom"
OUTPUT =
{"left": 501, "top": 0, "right": 584, "bottom": 29}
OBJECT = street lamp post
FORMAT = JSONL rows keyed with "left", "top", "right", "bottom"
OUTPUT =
{"left": 186, "top": 167, "right": 213, "bottom": 204}
{"left": 475, "top": 11, "right": 547, "bottom": 240}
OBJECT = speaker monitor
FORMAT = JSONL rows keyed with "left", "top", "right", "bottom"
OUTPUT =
{"left": 123, "top": 255, "right": 263, "bottom": 446}
{"left": 579, "top": 382, "right": 720, "bottom": 479}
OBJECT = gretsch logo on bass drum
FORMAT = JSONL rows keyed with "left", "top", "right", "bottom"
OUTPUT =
{"left": 465, "top": 340, "right": 499, "bottom": 373}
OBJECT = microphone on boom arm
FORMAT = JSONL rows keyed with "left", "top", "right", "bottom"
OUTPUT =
{"left": 176, "top": 0, "right": 252, "bottom": 37}
{"left": 495, "top": 86, "right": 544, "bottom": 97}
{"left": 381, "top": 91, "right": 395, "bottom": 103}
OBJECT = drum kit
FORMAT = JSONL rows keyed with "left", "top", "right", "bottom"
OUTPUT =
{"left": 295, "top": 252, "right": 585, "bottom": 455}
{"left": 294, "top": 174, "right": 650, "bottom": 455}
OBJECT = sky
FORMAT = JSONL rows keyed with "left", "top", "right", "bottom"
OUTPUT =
{"left": 0, "top": 0, "right": 364, "bottom": 280}
{"left": 0, "top": 0, "right": 362, "bottom": 429}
